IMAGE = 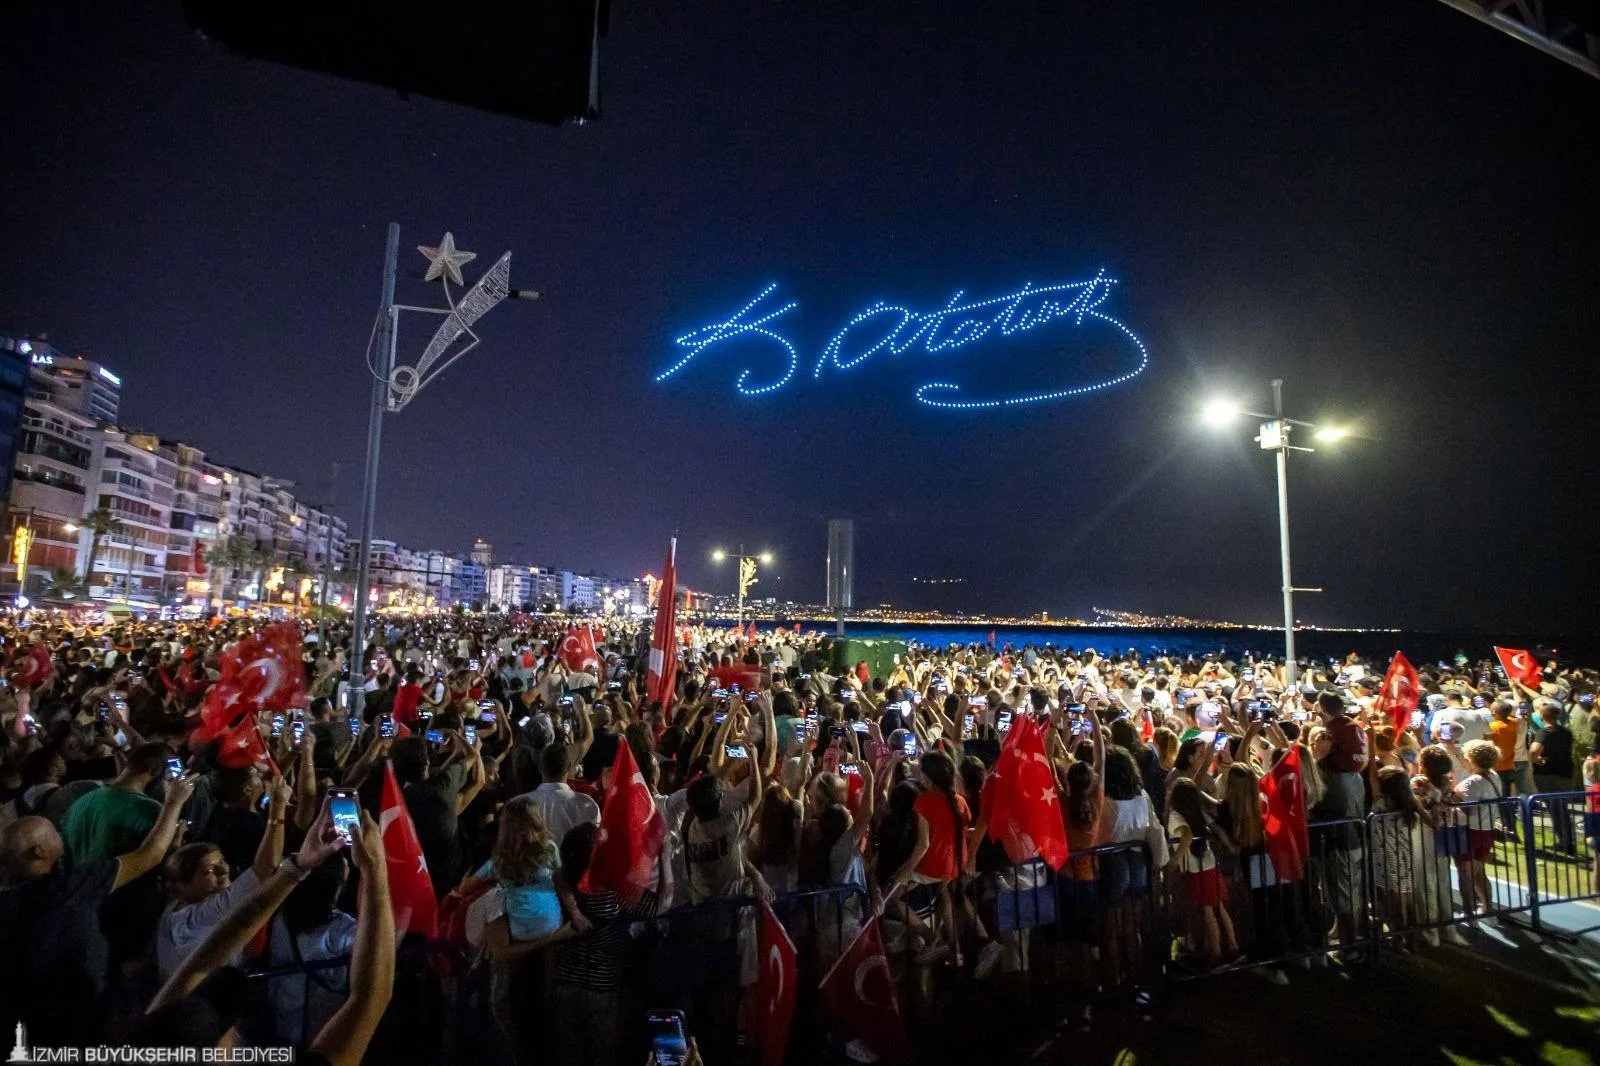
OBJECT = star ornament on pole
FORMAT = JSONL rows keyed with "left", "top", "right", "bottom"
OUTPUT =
{"left": 417, "top": 232, "right": 477, "bottom": 286}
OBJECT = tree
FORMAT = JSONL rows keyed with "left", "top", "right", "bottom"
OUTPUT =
{"left": 206, "top": 537, "right": 251, "bottom": 601}
{"left": 245, "top": 541, "right": 277, "bottom": 602}
{"left": 80, "top": 508, "right": 128, "bottom": 592}
{"left": 41, "top": 566, "right": 82, "bottom": 599}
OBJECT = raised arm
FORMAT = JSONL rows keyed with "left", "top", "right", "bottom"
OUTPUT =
{"left": 251, "top": 775, "right": 291, "bottom": 883}
{"left": 309, "top": 812, "right": 394, "bottom": 1066}
{"left": 114, "top": 774, "right": 196, "bottom": 891}
{"left": 150, "top": 799, "right": 344, "bottom": 1010}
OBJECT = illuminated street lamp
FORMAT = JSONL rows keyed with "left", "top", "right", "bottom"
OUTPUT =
{"left": 710, "top": 544, "right": 774, "bottom": 626}
{"left": 1201, "top": 379, "right": 1355, "bottom": 687}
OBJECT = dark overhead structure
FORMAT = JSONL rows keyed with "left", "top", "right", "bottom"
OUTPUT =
{"left": 1436, "top": 0, "right": 1599, "bottom": 79}
{"left": 184, "top": 0, "right": 610, "bottom": 124}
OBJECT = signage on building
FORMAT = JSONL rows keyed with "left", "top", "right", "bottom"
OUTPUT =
{"left": 97, "top": 366, "right": 122, "bottom": 387}
{"left": 29, "top": 353, "right": 53, "bottom": 366}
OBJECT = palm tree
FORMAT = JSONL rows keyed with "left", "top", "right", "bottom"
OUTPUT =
{"left": 41, "top": 565, "right": 81, "bottom": 600}
{"left": 207, "top": 537, "right": 251, "bottom": 601}
{"left": 246, "top": 541, "right": 277, "bottom": 602}
{"left": 80, "top": 507, "right": 128, "bottom": 593}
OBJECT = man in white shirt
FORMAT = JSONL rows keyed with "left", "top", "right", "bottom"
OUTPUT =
{"left": 521, "top": 743, "right": 599, "bottom": 848}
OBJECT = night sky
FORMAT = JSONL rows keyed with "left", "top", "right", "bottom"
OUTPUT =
{"left": 4, "top": 1, "right": 1597, "bottom": 634}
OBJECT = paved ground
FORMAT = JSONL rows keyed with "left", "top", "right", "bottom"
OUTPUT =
{"left": 933, "top": 930, "right": 1600, "bottom": 1066}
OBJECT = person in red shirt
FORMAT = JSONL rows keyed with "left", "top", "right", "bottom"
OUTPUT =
{"left": 886, "top": 750, "right": 970, "bottom": 965}
{"left": 391, "top": 666, "right": 426, "bottom": 728}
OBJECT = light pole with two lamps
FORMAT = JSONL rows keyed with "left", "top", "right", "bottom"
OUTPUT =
{"left": 1202, "top": 379, "right": 1352, "bottom": 689}
{"left": 710, "top": 545, "right": 772, "bottom": 627}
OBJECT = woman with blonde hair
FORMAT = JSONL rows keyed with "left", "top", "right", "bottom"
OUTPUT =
{"left": 1454, "top": 740, "right": 1505, "bottom": 921}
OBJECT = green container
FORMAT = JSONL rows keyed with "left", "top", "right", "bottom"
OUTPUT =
{"left": 824, "top": 637, "right": 908, "bottom": 682}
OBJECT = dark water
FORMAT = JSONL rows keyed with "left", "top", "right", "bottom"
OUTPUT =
{"left": 767, "top": 621, "right": 1585, "bottom": 666}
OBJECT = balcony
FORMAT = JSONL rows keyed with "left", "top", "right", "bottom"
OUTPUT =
{"left": 21, "top": 415, "right": 92, "bottom": 447}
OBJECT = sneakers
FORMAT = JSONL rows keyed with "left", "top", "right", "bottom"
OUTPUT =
{"left": 1421, "top": 930, "right": 1440, "bottom": 947}
{"left": 1443, "top": 926, "right": 1471, "bottom": 946}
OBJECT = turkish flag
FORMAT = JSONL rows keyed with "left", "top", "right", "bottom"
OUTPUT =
{"left": 579, "top": 739, "right": 665, "bottom": 903}
{"left": 818, "top": 917, "right": 907, "bottom": 1066}
{"left": 647, "top": 539, "right": 679, "bottom": 713}
{"left": 1377, "top": 651, "right": 1420, "bottom": 736}
{"left": 380, "top": 762, "right": 439, "bottom": 937}
{"left": 1260, "top": 744, "right": 1309, "bottom": 883}
{"left": 215, "top": 716, "right": 270, "bottom": 769}
{"left": 755, "top": 902, "right": 798, "bottom": 1066}
{"left": 558, "top": 625, "right": 600, "bottom": 675}
{"left": 12, "top": 642, "right": 54, "bottom": 688}
{"left": 1494, "top": 646, "right": 1542, "bottom": 688}
{"left": 192, "top": 622, "right": 306, "bottom": 744}
{"left": 981, "top": 714, "right": 1069, "bottom": 870}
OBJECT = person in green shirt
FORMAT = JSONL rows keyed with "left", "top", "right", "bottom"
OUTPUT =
{"left": 61, "top": 743, "right": 170, "bottom": 866}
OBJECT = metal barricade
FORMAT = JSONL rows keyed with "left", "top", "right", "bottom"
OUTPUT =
{"left": 1524, "top": 790, "right": 1600, "bottom": 936}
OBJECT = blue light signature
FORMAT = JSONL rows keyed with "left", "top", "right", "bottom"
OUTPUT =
{"left": 656, "top": 271, "right": 1149, "bottom": 409}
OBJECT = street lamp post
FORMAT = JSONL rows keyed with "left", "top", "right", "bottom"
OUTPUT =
{"left": 1203, "top": 379, "right": 1352, "bottom": 689}
{"left": 710, "top": 544, "right": 773, "bottom": 626}
{"left": 343, "top": 224, "right": 535, "bottom": 716}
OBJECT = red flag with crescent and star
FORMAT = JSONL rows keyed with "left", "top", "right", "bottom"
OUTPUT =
{"left": 380, "top": 761, "right": 438, "bottom": 937}
{"left": 1494, "top": 646, "right": 1542, "bottom": 689}
{"left": 756, "top": 902, "right": 797, "bottom": 1066}
{"left": 1377, "top": 651, "right": 1420, "bottom": 737}
{"left": 558, "top": 625, "right": 601, "bottom": 675}
{"left": 1260, "top": 744, "right": 1309, "bottom": 882}
{"left": 818, "top": 916, "right": 907, "bottom": 1066}
{"left": 648, "top": 539, "right": 679, "bottom": 714}
{"left": 190, "top": 622, "right": 305, "bottom": 767}
{"left": 579, "top": 738, "right": 665, "bottom": 902}
{"left": 981, "top": 713, "right": 1069, "bottom": 869}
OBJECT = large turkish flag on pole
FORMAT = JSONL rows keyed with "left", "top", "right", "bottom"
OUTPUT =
{"left": 380, "top": 762, "right": 439, "bottom": 937}
{"left": 647, "top": 538, "right": 679, "bottom": 714}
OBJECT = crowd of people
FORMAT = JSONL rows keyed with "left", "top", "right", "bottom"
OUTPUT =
{"left": 1, "top": 611, "right": 1597, "bottom": 1064}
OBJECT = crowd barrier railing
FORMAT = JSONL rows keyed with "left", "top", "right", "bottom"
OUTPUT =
{"left": 242, "top": 792, "right": 1597, "bottom": 1063}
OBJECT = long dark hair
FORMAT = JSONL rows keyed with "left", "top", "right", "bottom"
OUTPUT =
{"left": 872, "top": 781, "right": 922, "bottom": 885}
{"left": 919, "top": 750, "right": 967, "bottom": 871}
{"left": 1065, "top": 760, "right": 1097, "bottom": 830}
{"left": 1168, "top": 777, "right": 1210, "bottom": 843}
{"left": 1377, "top": 766, "right": 1419, "bottom": 827}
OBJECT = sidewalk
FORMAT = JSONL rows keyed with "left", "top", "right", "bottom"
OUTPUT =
{"left": 942, "top": 932, "right": 1600, "bottom": 1066}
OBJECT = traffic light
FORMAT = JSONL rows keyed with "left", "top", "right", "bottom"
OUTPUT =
{"left": 184, "top": 0, "right": 610, "bottom": 125}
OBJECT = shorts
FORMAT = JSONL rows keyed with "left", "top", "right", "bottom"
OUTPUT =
{"left": 1467, "top": 829, "right": 1497, "bottom": 862}
{"left": 1184, "top": 868, "right": 1226, "bottom": 908}
{"left": 1098, "top": 847, "right": 1151, "bottom": 901}
{"left": 1582, "top": 812, "right": 1600, "bottom": 846}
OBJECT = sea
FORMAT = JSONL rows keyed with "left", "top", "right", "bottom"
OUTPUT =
{"left": 761, "top": 621, "right": 1587, "bottom": 666}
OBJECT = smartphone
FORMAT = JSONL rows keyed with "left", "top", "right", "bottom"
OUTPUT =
{"left": 840, "top": 761, "right": 861, "bottom": 777}
{"left": 469, "top": 658, "right": 480, "bottom": 671}
{"left": 464, "top": 723, "right": 477, "bottom": 746}
{"left": 329, "top": 788, "right": 360, "bottom": 843}
{"left": 478, "top": 699, "right": 495, "bottom": 712}
{"left": 379, "top": 715, "right": 396, "bottom": 738}
{"left": 270, "top": 714, "right": 285, "bottom": 738}
{"left": 888, "top": 700, "right": 911, "bottom": 715}
{"left": 648, "top": 1010, "right": 689, "bottom": 1066}
{"left": 165, "top": 755, "right": 183, "bottom": 780}
{"left": 711, "top": 689, "right": 729, "bottom": 700}
{"left": 517, "top": 714, "right": 532, "bottom": 729}
{"left": 963, "top": 712, "right": 975, "bottom": 738}
{"left": 607, "top": 681, "right": 622, "bottom": 691}
{"left": 969, "top": 695, "right": 988, "bottom": 708}
{"left": 290, "top": 721, "right": 305, "bottom": 745}
{"left": 730, "top": 684, "right": 742, "bottom": 695}
{"left": 997, "top": 708, "right": 1013, "bottom": 733}
{"left": 1472, "top": 696, "right": 1487, "bottom": 709}
{"left": 724, "top": 743, "right": 748, "bottom": 759}
{"left": 851, "top": 721, "right": 869, "bottom": 734}
{"left": 1241, "top": 669, "right": 1255, "bottom": 681}
{"left": 799, "top": 673, "right": 812, "bottom": 680}
{"left": 1409, "top": 710, "right": 1424, "bottom": 729}
{"left": 840, "top": 689, "right": 857, "bottom": 701}
{"left": 97, "top": 703, "right": 111, "bottom": 723}
{"left": 424, "top": 729, "right": 444, "bottom": 744}
{"left": 1070, "top": 719, "right": 1083, "bottom": 736}
{"left": 1213, "top": 731, "right": 1231, "bottom": 752}
{"left": 1066, "top": 703, "right": 1086, "bottom": 715}
{"left": 830, "top": 725, "right": 846, "bottom": 741}
{"left": 1291, "top": 710, "right": 1310, "bottom": 722}
{"left": 902, "top": 733, "right": 917, "bottom": 757}
{"left": 557, "top": 695, "right": 575, "bottom": 707}
{"left": 348, "top": 717, "right": 361, "bottom": 736}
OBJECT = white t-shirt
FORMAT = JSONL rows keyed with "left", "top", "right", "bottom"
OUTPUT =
{"left": 1166, "top": 808, "right": 1216, "bottom": 873}
{"left": 1455, "top": 771, "right": 1503, "bottom": 830}
{"left": 156, "top": 869, "right": 263, "bottom": 981}
{"left": 1431, "top": 709, "right": 1494, "bottom": 744}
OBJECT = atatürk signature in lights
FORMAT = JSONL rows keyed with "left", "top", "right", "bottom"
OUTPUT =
{"left": 657, "top": 270, "right": 1149, "bottom": 410}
